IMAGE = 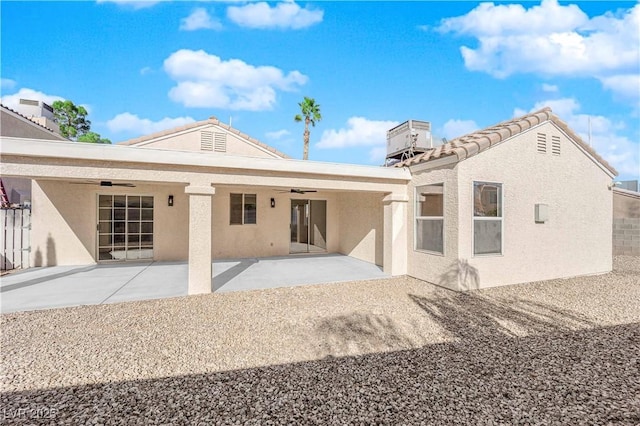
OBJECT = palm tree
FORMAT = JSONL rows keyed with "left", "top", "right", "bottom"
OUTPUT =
{"left": 294, "top": 97, "right": 322, "bottom": 160}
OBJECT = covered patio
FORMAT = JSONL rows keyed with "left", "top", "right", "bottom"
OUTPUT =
{"left": 0, "top": 254, "right": 387, "bottom": 313}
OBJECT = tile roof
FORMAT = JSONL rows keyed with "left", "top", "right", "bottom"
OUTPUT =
{"left": 394, "top": 107, "right": 617, "bottom": 176}
{"left": 0, "top": 104, "right": 68, "bottom": 140}
{"left": 118, "top": 117, "right": 291, "bottom": 159}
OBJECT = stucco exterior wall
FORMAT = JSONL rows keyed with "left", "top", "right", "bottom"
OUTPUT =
{"left": 0, "top": 109, "right": 64, "bottom": 140}
{"left": 210, "top": 188, "right": 339, "bottom": 258}
{"left": 406, "top": 165, "right": 460, "bottom": 290}
{"left": 29, "top": 181, "right": 352, "bottom": 264}
{"left": 613, "top": 189, "right": 640, "bottom": 219}
{"left": 336, "top": 192, "right": 384, "bottom": 266}
{"left": 456, "top": 121, "right": 613, "bottom": 288}
{"left": 131, "top": 125, "right": 282, "bottom": 159}
{"left": 31, "top": 180, "right": 189, "bottom": 265}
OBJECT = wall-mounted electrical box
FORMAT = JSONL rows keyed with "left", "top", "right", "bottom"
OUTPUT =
{"left": 535, "top": 203, "right": 549, "bottom": 223}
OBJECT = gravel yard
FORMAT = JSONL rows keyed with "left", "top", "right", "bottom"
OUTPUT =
{"left": 1, "top": 256, "right": 639, "bottom": 424}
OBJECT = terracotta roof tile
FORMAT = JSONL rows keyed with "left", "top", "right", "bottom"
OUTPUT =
{"left": 118, "top": 116, "right": 291, "bottom": 159}
{"left": 394, "top": 107, "right": 617, "bottom": 176}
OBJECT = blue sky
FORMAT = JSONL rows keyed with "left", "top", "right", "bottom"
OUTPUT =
{"left": 1, "top": 0, "right": 639, "bottom": 180}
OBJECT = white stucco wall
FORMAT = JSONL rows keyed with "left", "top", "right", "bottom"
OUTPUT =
{"left": 406, "top": 165, "right": 460, "bottom": 290}
{"left": 337, "top": 192, "right": 384, "bottom": 266}
{"left": 456, "top": 121, "right": 613, "bottom": 288}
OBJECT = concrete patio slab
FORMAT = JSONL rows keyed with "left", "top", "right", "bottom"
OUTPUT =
{"left": 1, "top": 254, "right": 386, "bottom": 313}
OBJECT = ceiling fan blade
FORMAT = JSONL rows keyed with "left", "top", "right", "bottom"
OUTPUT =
{"left": 112, "top": 183, "right": 136, "bottom": 187}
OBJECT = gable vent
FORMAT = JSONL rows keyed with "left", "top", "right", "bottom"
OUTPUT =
{"left": 214, "top": 132, "right": 227, "bottom": 152}
{"left": 551, "top": 135, "right": 561, "bottom": 155}
{"left": 200, "top": 131, "right": 213, "bottom": 151}
{"left": 536, "top": 133, "right": 547, "bottom": 154}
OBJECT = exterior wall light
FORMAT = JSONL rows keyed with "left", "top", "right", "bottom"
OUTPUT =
{"left": 271, "top": 197, "right": 276, "bottom": 208}
{"left": 168, "top": 195, "right": 174, "bottom": 206}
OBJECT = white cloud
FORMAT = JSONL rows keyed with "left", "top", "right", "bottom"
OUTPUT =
{"left": 437, "top": 1, "right": 640, "bottom": 99}
{"left": 515, "top": 98, "right": 639, "bottom": 178}
{"left": 180, "top": 8, "right": 222, "bottom": 31}
{"left": 600, "top": 74, "right": 640, "bottom": 101}
{"left": 140, "top": 67, "right": 153, "bottom": 76}
{"left": 542, "top": 83, "right": 558, "bottom": 93}
{"left": 96, "top": 0, "right": 160, "bottom": 10}
{"left": 227, "top": 1, "right": 323, "bottom": 29}
{"left": 316, "top": 117, "right": 399, "bottom": 162}
{"left": 1, "top": 78, "right": 16, "bottom": 90}
{"left": 266, "top": 129, "right": 290, "bottom": 140}
{"left": 163, "top": 49, "right": 308, "bottom": 111}
{"left": 106, "top": 112, "right": 196, "bottom": 135}
{"left": 0, "top": 88, "right": 64, "bottom": 110}
{"left": 440, "top": 119, "right": 478, "bottom": 140}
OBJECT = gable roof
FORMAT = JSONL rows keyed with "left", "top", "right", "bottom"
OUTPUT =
{"left": 395, "top": 107, "right": 617, "bottom": 176}
{"left": 0, "top": 104, "right": 68, "bottom": 141}
{"left": 119, "top": 116, "right": 291, "bottom": 159}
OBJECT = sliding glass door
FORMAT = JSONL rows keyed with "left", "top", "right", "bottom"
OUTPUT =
{"left": 290, "top": 200, "right": 327, "bottom": 254}
{"left": 97, "top": 195, "right": 154, "bottom": 261}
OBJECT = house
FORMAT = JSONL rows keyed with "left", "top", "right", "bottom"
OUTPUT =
{"left": 0, "top": 107, "right": 617, "bottom": 293}
{"left": 397, "top": 107, "right": 617, "bottom": 290}
{"left": 0, "top": 103, "right": 67, "bottom": 205}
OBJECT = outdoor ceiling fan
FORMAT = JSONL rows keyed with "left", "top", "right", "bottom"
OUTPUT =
{"left": 71, "top": 180, "right": 136, "bottom": 188}
{"left": 276, "top": 188, "right": 318, "bottom": 194}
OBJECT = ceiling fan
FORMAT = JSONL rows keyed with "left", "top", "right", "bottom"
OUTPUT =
{"left": 71, "top": 180, "right": 136, "bottom": 188}
{"left": 276, "top": 188, "right": 318, "bottom": 194}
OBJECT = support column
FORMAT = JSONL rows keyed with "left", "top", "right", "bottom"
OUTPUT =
{"left": 383, "top": 193, "right": 408, "bottom": 276}
{"left": 185, "top": 184, "right": 215, "bottom": 295}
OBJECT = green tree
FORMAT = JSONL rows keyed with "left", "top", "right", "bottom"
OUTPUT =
{"left": 294, "top": 96, "right": 322, "bottom": 160}
{"left": 52, "top": 100, "right": 91, "bottom": 139}
{"left": 77, "top": 131, "right": 111, "bottom": 144}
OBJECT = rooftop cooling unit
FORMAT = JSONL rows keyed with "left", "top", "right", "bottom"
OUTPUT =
{"left": 386, "top": 120, "right": 433, "bottom": 161}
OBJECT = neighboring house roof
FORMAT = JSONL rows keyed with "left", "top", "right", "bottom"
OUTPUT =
{"left": 0, "top": 104, "right": 68, "bottom": 141}
{"left": 395, "top": 107, "right": 617, "bottom": 176}
{"left": 119, "top": 116, "right": 291, "bottom": 159}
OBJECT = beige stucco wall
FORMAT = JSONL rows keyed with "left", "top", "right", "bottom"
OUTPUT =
{"left": 0, "top": 109, "right": 65, "bottom": 140}
{"left": 130, "top": 124, "right": 282, "bottom": 159}
{"left": 406, "top": 165, "right": 460, "bottom": 290}
{"left": 31, "top": 180, "right": 189, "bottom": 265}
{"left": 456, "top": 121, "right": 613, "bottom": 288}
{"left": 337, "top": 192, "right": 384, "bottom": 266}
{"left": 613, "top": 189, "right": 640, "bottom": 219}
{"left": 211, "top": 187, "right": 339, "bottom": 258}
{"left": 29, "top": 181, "right": 354, "bottom": 264}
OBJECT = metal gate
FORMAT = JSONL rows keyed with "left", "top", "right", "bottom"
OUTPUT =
{"left": 1, "top": 208, "right": 31, "bottom": 270}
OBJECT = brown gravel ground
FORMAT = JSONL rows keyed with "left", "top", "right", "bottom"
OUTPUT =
{"left": 1, "top": 256, "right": 639, "bottom": 424}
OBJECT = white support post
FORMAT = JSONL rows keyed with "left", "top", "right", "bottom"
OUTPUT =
{"left": 383, "top": 193, "right": 408, "bottom": 276}
{"left": 185, "top": 184, "right": 215, "bottom": 295}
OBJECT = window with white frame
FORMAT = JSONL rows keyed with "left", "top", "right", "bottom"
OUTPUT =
{"left": 473, "top": 182, "right": 502, "bottom": 255}
{"left": 415, "top": 183, "right": 444, "bottom": 254}
{"left": 230, "top": 193, "right": 257, "bottom": 225}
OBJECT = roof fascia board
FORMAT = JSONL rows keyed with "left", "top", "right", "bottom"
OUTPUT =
{"left": 0, "top": 137, "right": 412, "bottom": 182}
{"left": 406, "top": 154, "right": 459, "bottom": 173}
{"left": 129, "top": 123, "right": 212, "bottom": 147}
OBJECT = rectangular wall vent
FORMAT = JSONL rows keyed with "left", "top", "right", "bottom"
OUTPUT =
{"left": 19, "top": 99, "right": 39, "bottom": 106}
{"left": 536, "top": 133, "right": 547, "bottom": 154}
{"left": 551, "top": 135, "right": 561, "bottom": 155}
{"left": 200, "top": 131, "right": 213, "bottom": 151}
{"left": 214, "top": 132, "right": 227, "bottom": 152}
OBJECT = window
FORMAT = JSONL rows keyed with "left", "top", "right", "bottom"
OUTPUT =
{"left": 415, "top": 183, "right": 444, "bottom": 254}
{"left": 230, "top": 193, "right": 257, "bottom": 225}
{"left": 473, "top": 182, "right": 502, "bottom": 255}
